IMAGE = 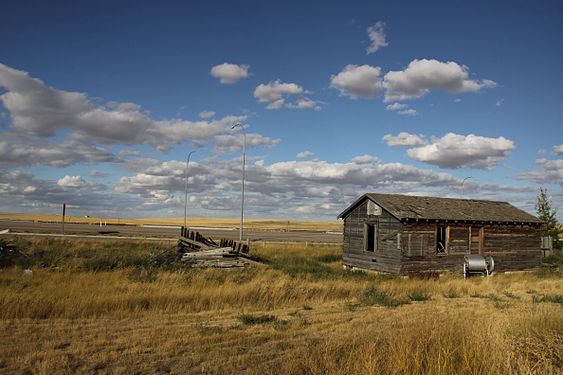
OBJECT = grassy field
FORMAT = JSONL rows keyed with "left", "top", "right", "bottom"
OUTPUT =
{"left": 0, "top": 213, "right": 342, "bottom": 232}
{"left": 0, "top": 238, "right": 562, "bottom": 374}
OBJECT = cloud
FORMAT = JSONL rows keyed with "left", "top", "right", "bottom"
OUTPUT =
{"left": 117, "top": 149, "right": 143, "bottom": 158}
{"left": 0, "top": 136, "right": 118, "bottom": 168}
{"left": 254, "top": 80, "right": 303, "bottom": 102}
{"left": 212, "top": 133, "right": 281, "bottom": 153}
{"left": 516, "top": 159, "right": 563, "bottom": 187}
{"left": 254, "top": 80, "right": 319, "bottom": 110}
{"left": 330, "top": 65, "right": 383, "bottom": 99}
{"left": 383, "top": 132, "right": 427, "bottom": 147}
{"left": 297, "top": 151, "right": 314, "bottom": 158}
{"left": 198, "top": 110, "right": 215, "bottom": 119}
{"left": 286, "top": 98, "right": 321, "bottom": 111}
{"left": 57, "top": 175, "right": 87, "bottom": 188}
{"left": 384, "top": 102, "right": 417, "bottom": 115}
{"left": 398, "top": 109, "right": 418, "bottom": 116}
{"left": 496, "top": 98, "right": 504, "bottom": 107}
{"left": 385, "top": 103, "right": 408, "bottom": 111}
{"left": 0, "top": 63, "right": 263, "bottom": 153}
{"left": 405, "top": 133, "right": 515, "bottom": 169}
{"left": 383, "top": 59, "right": 497, "bottom": 102}
{"left": 90, "top": 170, "right": 110, "bottom": 178}
{"left": 210, "top": 63, "right": 250, "bottom": 84}
{"left": 0, "top": 170, "right": 130, "bottom": 217}
{"left": 553, "top": 144, "right": 563, "bottom": 156}
{"left": 366, "top": 21, "right": 388, "bottom": 54}
{"left": 1, "top": 154, "right": 541, "bottom": 219}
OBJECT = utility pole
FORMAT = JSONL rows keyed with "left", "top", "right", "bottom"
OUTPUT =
{"left": 231, "top": 123, "right": 246, "bottom": 241}
{"left": 184, "top": 151, "right": 196, "bottom": 229}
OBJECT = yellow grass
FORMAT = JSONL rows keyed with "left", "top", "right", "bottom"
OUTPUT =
{"left": 0, "top": 239, "right": 561, "bottom": 374}
{"left": 0, "top": 213, "right": 342, "bottom": 232}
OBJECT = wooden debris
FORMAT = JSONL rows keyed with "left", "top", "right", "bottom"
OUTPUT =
{"left": 177, "top": 227, "right": 256, "bottom": 269}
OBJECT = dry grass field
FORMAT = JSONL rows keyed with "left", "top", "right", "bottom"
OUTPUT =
{"left": 0, "top": 238, "right": 562, "bottom": 374}
{"left": 0, "top": 213, "right": 342, "bottom": 232}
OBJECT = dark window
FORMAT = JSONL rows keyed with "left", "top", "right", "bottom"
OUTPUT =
{"left": 436, "top": 225, "right": 447, "bottom": 254}
{"left": 364, "top": 223, "right": 377, "bottom": 252}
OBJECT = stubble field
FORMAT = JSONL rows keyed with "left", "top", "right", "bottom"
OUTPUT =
{"left": 0, "top": 238, "right": 561, "bottom": 374}
{"left": 0, "top": 213, "right": 342, "bottom": 232}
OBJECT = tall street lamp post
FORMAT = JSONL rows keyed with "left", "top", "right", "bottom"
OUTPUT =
{"left": 461, "top": 176, "right": 472, "bottom": 198}
{"left": 184, "top": 151, "right": 196, "bottom": 229}
{"left": 231, "top": 123, "right": 246, "bottom": 241}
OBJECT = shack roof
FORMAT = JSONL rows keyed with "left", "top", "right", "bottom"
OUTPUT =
{"left": 338, "top": 193, "right": 542, "bottom": 224}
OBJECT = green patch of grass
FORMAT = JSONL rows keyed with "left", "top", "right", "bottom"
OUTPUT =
{"left": 542, "top": 251, "right": 563, "bottom": 266}
{"left": 443, "top": 290, "right": 460, "bottom": 299}
{"left": 237, "top": 314, "right": 278, "bottom": 326}
{"left": 408, "top": 291, "right": 431, "bottom": 302}
{"left": 360, "top": 285, "right": 409, "bottom": 308}
{"left": 315, "top": 254, "right": 341, "bottom": 263}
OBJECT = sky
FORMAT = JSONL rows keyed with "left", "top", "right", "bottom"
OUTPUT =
{"left": 0, "top": 0, "right": 562, "bottom": 221}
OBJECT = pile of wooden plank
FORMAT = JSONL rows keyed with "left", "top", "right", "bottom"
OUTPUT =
{"left": 178, "top": 227, "right": 256, "bottom": 269}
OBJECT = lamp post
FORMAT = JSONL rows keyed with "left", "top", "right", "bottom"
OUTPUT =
{"left": 461, "top": 176, "right": 472, "bottom": 198}
{"left": 184, "top": 151, "right": 196, "bottom": 229}
{"left": 231, "top": 123, "right": 246, "bottom": 241}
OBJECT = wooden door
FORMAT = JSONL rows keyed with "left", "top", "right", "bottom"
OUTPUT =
{"left": 469, "top": 226, "right": 484, "bottom": 255}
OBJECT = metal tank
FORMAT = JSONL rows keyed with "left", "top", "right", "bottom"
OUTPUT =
{"left": 464, "top": 255, "right": 494, "bottom": 277}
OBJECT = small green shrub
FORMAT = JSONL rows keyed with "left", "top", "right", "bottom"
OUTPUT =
{"left": 408, "top": 291, "right": 431, "bottom": 302}
{"left": 443, "top": 290, "right": 460, "bottom": 299}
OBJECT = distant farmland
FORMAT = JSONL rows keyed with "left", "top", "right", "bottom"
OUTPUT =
{"left": 0, "top": 213, "right": 342, "bottom": 233}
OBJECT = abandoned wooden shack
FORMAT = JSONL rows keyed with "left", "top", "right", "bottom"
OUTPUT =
{"left": 338, "top": 193, "right": 543, "bottom": 275}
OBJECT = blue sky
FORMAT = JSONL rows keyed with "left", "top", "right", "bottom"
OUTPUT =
{"left": 0, "top": 0, "right": 562, "bottom": 220}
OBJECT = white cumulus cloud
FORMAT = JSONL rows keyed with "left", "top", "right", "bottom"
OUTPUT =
{"left": 383, "top": 132, "right": 427, "bottom": 147}
{"left": 383, "top": 59, "right": 497, "bottom": 102}
{"left": 330, "top": 64, "right": 383, "bottom": 99}
{"left": 553, "top": 144, "right": 563, "bottom": 156}
{"left": 254, "top": 80, "right": 319, "bottom": 110}
{"left": 406, "top": 133, "right": 515, "bottom": 169}
{"left": 210, "top": 63, "right": 250, "bottom": 84}
{"left": 0, "top": 63, "right": 280, "bottom": 155}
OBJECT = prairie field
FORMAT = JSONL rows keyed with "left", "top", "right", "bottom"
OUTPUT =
{"left": 0, "top": 213, "right": 342, "bottom": 232}
{"left": 0, "top": 238, "right": 562, "bottom": 374}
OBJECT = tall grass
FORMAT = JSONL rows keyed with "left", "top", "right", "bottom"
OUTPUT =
{"left": 0, "top": 238, "right": 561, "bottom": 373}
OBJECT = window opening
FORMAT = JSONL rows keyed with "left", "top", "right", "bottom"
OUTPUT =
{"left": 436, "top": 225, "right": 447, "bottom": 254}
{"left": 364, "top": 223, "right": 377, "bottom": 252}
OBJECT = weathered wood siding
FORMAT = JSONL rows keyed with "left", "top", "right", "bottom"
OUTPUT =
{"left": 400, "top": 223, "right": 467, "bottom": 274}
{"left": 481, "top": 224, "right": 542, "bottom": 271}
{"left": 343, "top": 200, "right": 403, "bottom": 274}
{"left": 399, "top": 223, "right": 542, "bottom": 274}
